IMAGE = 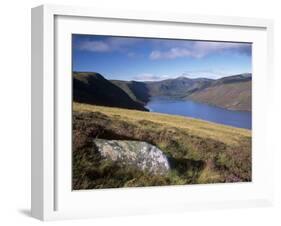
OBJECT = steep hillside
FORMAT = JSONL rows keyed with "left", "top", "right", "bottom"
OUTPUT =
{"left": 186, "top": 74, "right": 252, "bottom": 111}
{"left": 73, "top": 72, "right": 148, "bottom": 111}
{"left": 111, "top": 80, "right": 150, "bottom": 105}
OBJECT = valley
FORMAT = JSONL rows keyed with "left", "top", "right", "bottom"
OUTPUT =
{"left": 74, "top": 72, "right": 252, "bottom": 113}
{"left": 72, "top": 72, "right": 252, "bottom": 189}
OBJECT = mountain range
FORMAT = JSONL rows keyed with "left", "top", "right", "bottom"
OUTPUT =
{"left": 73, "top": 72, "right": 252, "bottom": 112}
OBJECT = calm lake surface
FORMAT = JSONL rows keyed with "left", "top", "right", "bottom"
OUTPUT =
{"left": 145, "top": 97, "right": 252, "bottom": 129}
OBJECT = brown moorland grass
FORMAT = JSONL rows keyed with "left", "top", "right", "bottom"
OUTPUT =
{"left": 73, "top": 102, "right": 251, "bottom": 190}
{"left": 73, "top": 102, "right": 251, "bottom": 145}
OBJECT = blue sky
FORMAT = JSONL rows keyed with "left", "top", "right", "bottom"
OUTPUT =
{"left": 72, "top": 34, "right": 252, "bottom": 81}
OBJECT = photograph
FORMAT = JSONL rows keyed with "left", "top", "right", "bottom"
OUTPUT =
{"left": 72, "top": 34, "right": 252, "bottom": 190}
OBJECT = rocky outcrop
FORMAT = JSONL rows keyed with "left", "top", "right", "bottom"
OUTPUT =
{"left": 93, "top": 139, "right": 170, "bottom": 175}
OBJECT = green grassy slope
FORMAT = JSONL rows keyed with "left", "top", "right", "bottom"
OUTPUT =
{"left": 73, "top": 102, "right": 251, "bottom": 190}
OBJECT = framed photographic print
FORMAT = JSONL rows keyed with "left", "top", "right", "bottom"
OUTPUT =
{"left": 31, "top": 4, "right": 274, "bottom": 221}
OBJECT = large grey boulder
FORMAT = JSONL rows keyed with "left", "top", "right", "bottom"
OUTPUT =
{"left": 93, "top": 139, "right": 170, "bottom": 175}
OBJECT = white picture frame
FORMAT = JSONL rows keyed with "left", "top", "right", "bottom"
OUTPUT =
{"left": 31, "top": 4, "right": 274, "bottom": 221}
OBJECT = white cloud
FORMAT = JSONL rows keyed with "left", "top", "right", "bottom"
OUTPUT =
{"left": 76, "top": 36, "right": 251, "bottom": 61}
{"left": 194, "top": 42, "right": 249, "bottom": 57}
{"left": 78, "top": 41, "right": 111, "bottom": 52}
{"left": 77, "top": 37, "right": 140, "bottom": 53}
{"left": 149, "top": 41, "right": 251, "bottom": 60}
{"left": 133, "top": 73, "right": 171, "bottom": 81}
{"left": 150, "top": 48, "right": 194, "bottom": 60}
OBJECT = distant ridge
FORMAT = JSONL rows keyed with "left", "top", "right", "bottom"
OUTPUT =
{"left": 186, "top": 73, "right": 252, "bottom": 111}
{"left": 73, "top": 72, "right": 252, "bottom": 112}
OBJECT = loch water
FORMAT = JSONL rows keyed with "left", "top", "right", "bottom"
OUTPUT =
{"left": 145, "top": 97, "right": 252, "bottom": 129}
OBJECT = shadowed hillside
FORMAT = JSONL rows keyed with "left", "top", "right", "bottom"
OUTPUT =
{"left": 111, "top": 80, "right": 150, "bottom": 105}
{"left": 73, "top": 72, "right": 148, "bottom": 111}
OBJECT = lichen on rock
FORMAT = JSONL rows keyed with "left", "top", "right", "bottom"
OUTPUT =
{"left": 93, "top": 139, "right": 170, "bottom": 175}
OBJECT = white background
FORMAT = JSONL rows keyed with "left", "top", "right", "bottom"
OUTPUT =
{"left": 0, "top": 0, "right": 280, "bottom": 225}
